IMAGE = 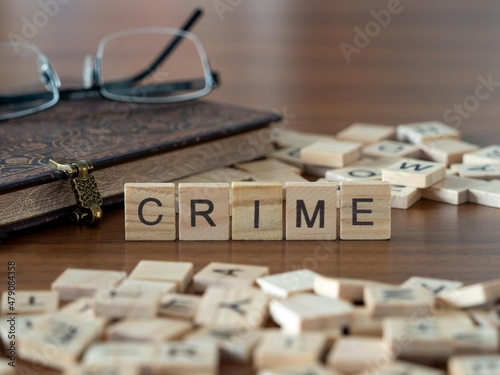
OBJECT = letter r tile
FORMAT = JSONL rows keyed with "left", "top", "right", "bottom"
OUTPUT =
{"left": 125, "top": 183, "right": 176, "bottom": 241}
{"left": 340, "top": 181, "right": 391, "bottom": 240}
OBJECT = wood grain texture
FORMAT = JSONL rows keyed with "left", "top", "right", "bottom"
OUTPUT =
{"left": 3, "top": 2, "right": 500, "bottom": 374}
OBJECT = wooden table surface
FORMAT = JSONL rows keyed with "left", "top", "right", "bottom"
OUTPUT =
{"left": 1, "top": 4, "right": 500, "bottom": 372}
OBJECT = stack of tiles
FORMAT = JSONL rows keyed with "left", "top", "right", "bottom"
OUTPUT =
{"left": 2, "top": 260, "right": 500, "bottom": 375}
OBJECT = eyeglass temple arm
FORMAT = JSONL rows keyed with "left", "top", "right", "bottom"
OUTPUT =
{"left": 121, "top": 8, "right": 204, "bottom": 85}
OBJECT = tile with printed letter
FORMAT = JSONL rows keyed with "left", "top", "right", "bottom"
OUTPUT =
{"left": 340, "top": 181, "right": 391, "bottom": 240}
{"left": 253, "top": 330, "right": 328, "bottom": 370}
{"left": 401, "top": 276, "right": 463, "bottom": 297}
{"left": 438, "top": 278, "right": 500, "bottom": 309}
{"left": 0, "top": 290, "right": 58, "bottom": 315}
{"left": 178, "top": 182, "right": 230, "bottom": 241}
{"left": 193, "top": 262, "right": 269, "bottom": 292}
{"left": 105, "top": 317, "right": 192, "bottom": 342}
{"left": 468, "top": 180, "right": 500, "bottom": 208}
{"left": 156, "top": 340, "right": 219, "bottom": 375}
{"left": 51, "top": 268, "right": 126, "bottom": 302}
{"left": 364, "top": 285, "right": 434, "bottom": 317}
{"left": 422, "top": 176, "right": 484, "bottom": 205}
{"left": 390, "top": 184, "right": 421, "bottom": 209}
{"left": 158, "top": 293, "right": 201, "bottom": 320}
{"left": 285, "top": 182, "right": 338, "bottom": 240}
{"left": 259, "top": 363, "right": 342, "bottom": 375}
{"left": 419, "top": 139, "right": 478, "bottom": 166}
{"left": 335, "top": 123, "right": 396, "bottom": 145}
{"left": 314, "top": 275, "right": 394, "bottom": 303}
{"left": 451, "top": 163, "right": 500, "bottom": 180}
{"left": 124, "top": 182, "right": 176, "bottom": 241}
{"left": 463, "top": 145, "right": 500, "bottom": 164}
{"left": 363, "top": 140, "right": 421, "bottom": 159}
{"left": 94, "top": 288, "right": 160, "bottom": 319}
{"left": 128, "top": 260, "right": 193, "bottom": 292}
{"left": 362, "top": 360, "right": 445, "bottom": 375}
{"left": 382, "top": 158, "right": 446, "bottom": 188}
{"left": 194, "top": 286, "right": 269, "bottom": 329}
{"left": 256, "top": 269, "right": 321, "bottom": 299}
{"left": 269, "top": 293, "right": 354, "bottom": 334}
{"left": 396, "top": 121, "right": 460, "bottom": 145}
{"left": 448, "top": 355, "right": 500, "bottom": 375}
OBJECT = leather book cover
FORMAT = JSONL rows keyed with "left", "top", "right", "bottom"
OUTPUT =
{"left": 0, "top": 99, "right": 281, "bottom": 236}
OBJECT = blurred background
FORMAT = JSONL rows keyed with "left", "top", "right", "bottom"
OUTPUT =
{"left": 1, "top": 0, "right": 500, "bottom": 143}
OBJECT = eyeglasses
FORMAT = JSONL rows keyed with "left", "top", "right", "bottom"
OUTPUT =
{"left": 0, "top": 8, "right": 218, "bottom": 121}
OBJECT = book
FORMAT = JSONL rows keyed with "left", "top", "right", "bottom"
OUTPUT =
{"left": 0, "top": 99, "right": 280, "bottom": 237}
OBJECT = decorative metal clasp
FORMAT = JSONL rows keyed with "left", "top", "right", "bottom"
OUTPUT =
{"left": 49, "top": 159, "right": 103, "bottom": 225}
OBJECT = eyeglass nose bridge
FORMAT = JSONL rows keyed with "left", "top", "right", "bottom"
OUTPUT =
{"left": 37, "top": 55, "right": 61, "bottom": 92}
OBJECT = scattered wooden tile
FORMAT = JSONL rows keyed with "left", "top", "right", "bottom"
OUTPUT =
{"left": 348, "top": 307, "right": 383, "bottom": 337}
{"left": 419, "top": 139, "right": 479, "bottom": 166}
{"left": 401, "top": 276, "right": 463, "bottom": 297}
{"left": 335, "top": 123, "right": 396, "bottom": 145}
{"left": 231, "top": 182, "right": 283, "bottom": 240}
{"left": 251, "top": 170, "right": 308, "bottom": 184}
{"left": 94, "top": 288, "right": 160, "bottom": 319}
{"left": 300, "top": 139, "right": 363, "bottom": 168}
{"left": 390, "top": 184, "right": 421, "bottom": 209}
{"left": 326, "top": 336, "right": 393, "bottom": 375}
{"left": 18, "top": 314, "right": 104, "bottom": 370}
{"left": 193, "top": 262, "right": 269, "bottom": 292}
{"left": 363, "top": 140, "right": 421, "bottom": 159}
{"left": 382, "top": 158, "right": 446, "bottom": 188}
{"left": 383, "top": 317, "right": 454, "bottom": 361}
{"left": 156, "top": 340, "right": 219, "bottom": 375}
{"left": 450, "top": 163, "right": 500, "bottom": 180}
{"left": 185, "top": 327, "right": 263, "bottom": 364}
{"left": 253, "top": 331, "right": 328, "bottom": 370}
{"left": 178, "top": 183, "right": 230, "bottom": 241}
{"left": 468, "top": 180, "right": 500, "bottom": 208}
{"left": 235, "top": 159, "right": 301, "bottom": 174}
{"left": 363, "top": 360, "right": 445, "bottom": 375}
{"left": 325, "top": 166, "right": 382, "bottom": 181}
{"left": 117, "top": 279, "right": 176, "bottom": 295}
{"left": 57, "top": 297, "right": 106, "bottom": 325}
{"left": 340, "top": 181, "right": 391, "bottom": 240}
{"left": 450, "top": 327, "right": 499, "bottom": 355}
{"left": 304, "top": 163, "right": 337, "bottom": 177}
{"left": 273, "top": 129, "right": 335, "bottom": 148}
{"left": 0, "top": 313, "right": 49, "bottom": 348}
{"left": 51, "top": 268, "right": 126, "bottom": 302}
{"left": 397, "top": 121, "right": 460, "bottom": 145}
{"left": 158, "top": 293, "right": 201, "bottom": 320}
{"left": 173, "top": 167, "right": 253, "bottom": 184}
{"left": 468, "top": 305, "right": 500, "bottom": 333}
{"left": 256, "top": 269, "right": 321, "bottom": 299}
{"left": 463, "top": 145, "right": 500, "bottom": 164}
{"left": 105, "top": 318, "right": 192, "bottom": 342}
{"left": 0, "top": 290, "right": 58, "bottom": 315}
{"left": 124, "top": 183, "right": 176, "bottom": 241}
{"left": 63, "top": 364, "right": 142, "bottom": 375}
{"left": 448, "top": 355, "right": 500, "bottom": 375}
{"left": 438, "top": 278, "right": 500, "bottom": 308}
{"left": 128, "top": 260, "right": 193, "bottom": 293}
{"left": 82, "top": 342, "right": 157, "bottom": 368}
{"left": 313, "top": 275, "right": 393, "bottom": 303}
{"left": 267, "top": 146, "right": 303, "bottom": 168}
{"left": 194, "top": 286, "right": 269, "bottom": 329}
{"left": 364, "top": 285, "right": 434, "bottom": 317}
{"left": 258, "top": 363, "right": 342, "bottom": 375}
{"left": 285, "top": 182, "right": 338, "bottom": 240}
{"left": 269, "top": 293, "right": 353, "bottom": 334}
{"left": 421, "top": 176, "right": 484, "bottom": 205}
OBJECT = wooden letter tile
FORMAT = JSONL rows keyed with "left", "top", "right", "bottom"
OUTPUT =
{"left": 117, "top": 279, "right": 176, "bottom": 295}
{"left": 468, "top": 180, "right": 500, "bottom": 208}
{"left": 269, "top": 293, "right": 353, "bottom": 334}
{"left": 178, "top": 183, "right": 230, "bottom": 241}
{"left": 348, "top": 307, "right": 383, "bottom": 337}
{"left": 259, "top": 363, "right": 341, "bottom": 375}
{"left": 419, "top": 139, "right": 479, "bottom": 166}
{"left": 185, "top": 327, "right": 263, "bottom": 364}
{"left": 267, "top": 146, "right": 303, "bottom": 168}
{"left": 438, "top": 278, "right": 500, "bottom": 308}
{"left": 300, "top": 139, "right": 363, "bottom": 168}
{"left": 390, "top": 184, "right": 421, "bottom": 209}
{"left": 124, "top": 183, "right": 176, "bottom": 241}
{"left": 128, "top": 260, "right": 193, "bottom": 292}
{"left": 256, "top": 269, "right": 321, "bottom": 299}
{"left": 364, "top": 285, "right": 433, "bottom": 317}
{"left": 0, "top": 313, "right": 49, "bottom": 348}
{"left": 382, "top": 158, "right": 446, "bottom": 188}
{"left": 105, "top": 317, "right": 192, "bottom": 342}
{"left": 156, "top": 340, "right": 219, "bottom": 375}
{"left": 365, "top": 360, "right": 445, "bottom": 375}
{"left": 63, "top": 365, "right": 142, "bottom": 375}
{"left": 396, "top": 121, "right": 460, "bottom": 145}
{"left": 1, "top": 290, "right": 58, "bottom": 314}
{"left": 326, "top": 336, "right": 393, "bottom": 375}
{"left": 340, "top": 181, "right": 391, "bottom": 240}
{"left": 82, "top": 342, "right": 157, "bottom": 368}
{"left": 401, "top": 276, "right": 463, "bottom": 297}
{"left": 325, "top": 166, "right": 381, "bottom": 182}
{"left": 421, "top": 176, "right": 484, "bottom": 205}
{"left": 193, "top": 262, "right": 269, "bottom": 292}
{"left": 231, "top": 182, "right": 283, "bottom": 240}
{"left": 363, "top": 140, "right": 421, "bottom": 159}
{"left": 285, "top": 182, "right": 337, "bottom": 240}
{"left": 94, "top": 288, "right": 160, "bottom": 319}
{"left": 158, "top": 293, "right": 201, "bottom": 320}
{"left": 463, "top": 145, "right": 500, "bottom": 164}
{"left": 448, "top": 355, "right": 500, "bottom": 375}
{"left": 314, "top": 275, "right": 393, "bottom": 303}
{"left": 335, "top": 123, "right": 396, "bottom": 145}
{"left": 51, "top": 268, "right": 126, "bottom": 301}
{"left": 253, "top": 331, "right": 328, "bottom": 370}
{"left": 450, "top": 327, "right": 499, "bottom": 354}
{"left": 235, "top": 159, "right": 301, "bottom": 174}
{"left": 451, "top": 163, "right": 500, "bottom": 180}
{"left": 195, "top": 286, "right": 269, "bottom": 329}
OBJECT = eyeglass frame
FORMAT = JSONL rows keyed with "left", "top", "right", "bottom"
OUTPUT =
{"left": 0, "top": 8, "right": 219, "bottom": 121}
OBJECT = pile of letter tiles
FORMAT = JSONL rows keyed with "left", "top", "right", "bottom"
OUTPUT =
{"left": 1, "top": 260, "right": 500, "bottom": 374}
